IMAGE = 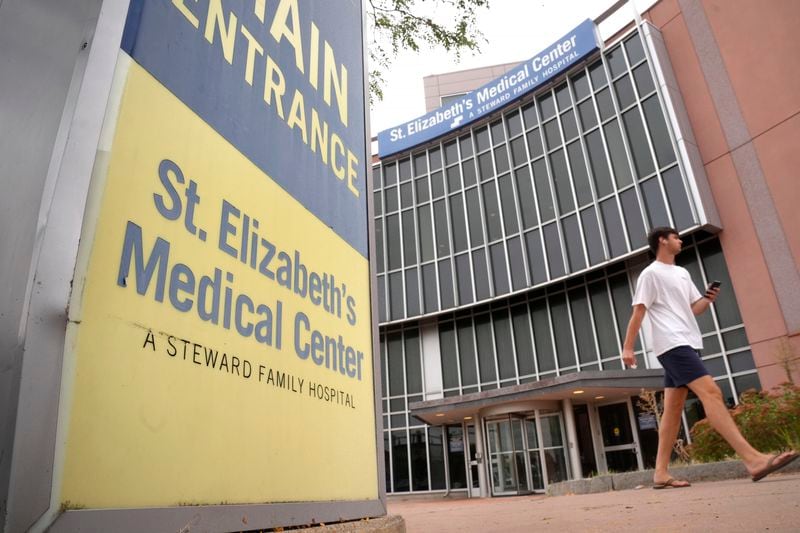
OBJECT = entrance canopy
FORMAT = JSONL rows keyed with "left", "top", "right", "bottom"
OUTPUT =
{"left": 410, "top": 370, "right": 664, "bottom": 425}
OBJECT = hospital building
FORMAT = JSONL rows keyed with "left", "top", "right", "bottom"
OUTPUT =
{"left": 372, "top": 0, "right": 800, "bottom": 497}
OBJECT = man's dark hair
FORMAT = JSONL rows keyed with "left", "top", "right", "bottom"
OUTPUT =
{"left": 647, "top": 226, "right": 679, "bottom": 255}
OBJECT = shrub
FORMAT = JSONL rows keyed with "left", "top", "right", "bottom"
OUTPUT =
{"left": 688, "top": 383, "right": 800, "bottom": 463}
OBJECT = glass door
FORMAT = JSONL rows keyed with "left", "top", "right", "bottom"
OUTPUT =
{"left": 537, "top": 413, "right": 570, "bottom": 486}
{"left": 464, "top": 423, "right": 481, "bottom": 497}
{"left": 485, "top": 417, "right": 530, "bottom": 495}
{"left": 510, "top": 417, "right": 529, "bottom": 493}
{"left": 486, "top": 419, "right": 517, "bottom": 495}
{"left": 523, "top": 418, "right": 545, "bottom": 491}
{"left": 598, "top": 401, "right": 641, "bottom": 473}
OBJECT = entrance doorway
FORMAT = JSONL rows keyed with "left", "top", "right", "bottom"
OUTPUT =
{"left": 597, "top": 401, "right": 642, "bottom": 473}
{"left": 485, "top": 412, "right": 569, "bottom": 495}
{"left": 485, "top": 417, "right": 528, "bottom": 495}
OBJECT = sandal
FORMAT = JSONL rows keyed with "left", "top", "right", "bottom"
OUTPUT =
{"left": 751, "top": 451, "right": 799, "bottom": 482}
{"left": 652, "top": 477, "right": 691, "bottom": 489}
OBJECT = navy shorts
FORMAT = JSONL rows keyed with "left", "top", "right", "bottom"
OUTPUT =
{"left": 656, "top": 345, "right": 710, "bottom": 388}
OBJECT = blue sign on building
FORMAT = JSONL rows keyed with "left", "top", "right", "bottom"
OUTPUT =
{"left": 377, "top": 19, "right": 600, "bottom": 158}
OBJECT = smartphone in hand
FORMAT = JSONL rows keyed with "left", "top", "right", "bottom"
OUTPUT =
{"left": 705, "top": 280, "right": 721, "bottom": 298}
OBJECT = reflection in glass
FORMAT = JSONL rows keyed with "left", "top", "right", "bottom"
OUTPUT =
{"left": 619, "top": 188, "right": 646, "bottom": 249}
{"left": 622, "top": 108, "right": 655, "bottom": 178}
{"left": 525, "top": 229, "right": 548, "bottom": 285}
{"left": 642, "top": 96, "right": 676, "bottom": 168}
{"left": 561, "top": 109, "right": 579, "bottom": 140}
{"left": 572, "top": 70, "right": 590, "bottom": 101}
{"left": 498, "top": 174, "right": 519, "bottom": 235}
{"left": 508, "top": 236, "right": 527, "bottom": 290}
{"left": 447, "top": 425, "right": 467, "bottom": 489}
{"left": 389, "top": 271, "right": 404, "bottom": 320}
{"left": 527, "top": 128, "right": 544, "bottom": 159}
{"left": 614, "top": 74, "right": 636, "bottom": 110}
{"left": 532, "top": 298, "right": 556, "bottom": 372}
{"left": 550, "top": 149, "right": 574, "bottom": 214}
{"left": 450, "top": 194, "right": 468, "bottom": 253}
{"left": 457, "top": 318, "right": 478, "bottom": 386}
{"left": 543, "top": 223, "right": 565, "bottom": 278}
{"left": 550, "top": 294, "right": 575, "bottom": 369}
{"left": 494, "top": 309, "right": 516, "bottom": 380}
{"left": 604, "top": 120, "right": 633, "bottom": 187}
{"left": 455, "top": 253, "right": 473, "bottom": 305}
{"left": 422, "top": 263, "right": 437, "bottom": 313}
{"left": 439, "top": 322, "right": 458, "bottom": 389}
{"left": 475, "top": 313, "right": 497, "bottom": 383}
{"left": 512, "top": 305, "right": 536, "bottom": 376}
{"left": 482, "top": 182, "right": 503, "bottom": 242}
{"left": 641, "top": 177, "right": 670, "bottom": 229}
{"left": 434, "top": 199, "right": 450, "bottom": 255}
{"left": 581, "top": 207, "right": 605, "bottom": 265}
{"left": 392, "top": 431, "right": 409, "bottom": 492}
{"left": 522, "top": 102, "right": 538, "bottom": 128}
{"left": 533, "top": 159, "right": 555, "bottom": 221}
{"left": 662, "top": 166, "right": 694, "bottom": 230}
{"left": 465, "top": 187, "right": 484, "bottom": 246}
{"left": 491, "top": 243, "right": 510, "bottom": 295}
{"left": 429, "top": 427, "right": 446, "bottom": 490}
{"left": 589, "top": 60, "right": 607, "bottom": 89}
{"left": 417, "top": 205, "right": 434, "bottom": 262}
{"left": 472, "top": 248, "right": 491, "bottom": 301}
{"left": 402, "top": 210, "right": 417, "bottom": 265}
{"left": 563, "top": 214, "right": 586, "bottom": 272}
{"left": 405, "top": 268, "right": 420, "bottom": 316}
{"left": 438, "top": 259, "right": 455, "bottom": 309}
{"left": 600, "top": 198, "right": 627, "bottom": 256}
{"left": 544, "top": 449, "right": 568, "bottom": 484}
{"left": 529, "top": 452, "right": 545, "bottom": 490}
{"left": 410, "top": 428, "right": 429, "bottom": 490}
{"left": 586, "top": 130, "right": 613, "bottom": 197}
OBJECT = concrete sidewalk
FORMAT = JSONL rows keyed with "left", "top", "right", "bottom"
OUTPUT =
{"left": 388, "top": 473, "right": 800, "bottom": 532}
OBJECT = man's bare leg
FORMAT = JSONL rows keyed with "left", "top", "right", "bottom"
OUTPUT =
{"left": 687, "top": 375, "right": 791, "bottom": 475}
{"left": 654, "top": 386, "right": 689, "bottom": 485}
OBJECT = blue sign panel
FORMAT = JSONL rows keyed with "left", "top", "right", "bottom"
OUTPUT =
{"left": 122, "top": 0, "right": 369, "bottom": 257}
{"left": 377, "top": 19, "right": 599, "bottom": 158}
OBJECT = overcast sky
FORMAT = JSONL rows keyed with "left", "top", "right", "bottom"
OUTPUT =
{"left": 369, "top": 0, "right": 655, "bottom": 134}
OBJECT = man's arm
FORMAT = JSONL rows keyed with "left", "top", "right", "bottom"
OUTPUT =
{"left": 621, "top": 304, "right": 647, "bottom": 368}
{"left": 691, "top": 287, "right": 720, "bottom": 315}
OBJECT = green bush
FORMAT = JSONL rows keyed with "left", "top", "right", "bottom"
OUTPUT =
{"left": 688, "top": 383, "right": 800, "bottom": 463}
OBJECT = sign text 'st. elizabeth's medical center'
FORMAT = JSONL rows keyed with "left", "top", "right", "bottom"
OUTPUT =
{"left": 377, "top": 19, "right": 600, "bottom": 157}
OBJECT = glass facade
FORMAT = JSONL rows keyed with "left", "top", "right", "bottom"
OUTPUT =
{"left": 380, "top": 232, "right": 760, "bottom": 493}
{"left": 374, "top": 32, "right": 698, "bottom": 322}
{"left": 376, "top": 28, "right": 760, "bottom": 495}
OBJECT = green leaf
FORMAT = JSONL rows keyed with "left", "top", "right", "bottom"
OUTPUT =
{"left": 366, "top": 0, "right": 489, "bottom": 102}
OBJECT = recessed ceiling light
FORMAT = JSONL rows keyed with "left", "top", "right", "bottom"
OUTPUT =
{"left": 595, "top": 395, "right": 605, "bottom": 400}
{"left": 573, "top": 390, "right": 585, "bottom": 395}
{"left": 464, "top": 416, "right": 473, "bottom": 420}
{"left": 435, "top": 413, "right": 445, "bottom": 417}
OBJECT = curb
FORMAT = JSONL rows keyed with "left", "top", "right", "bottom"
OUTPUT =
{"left": 287, "top": 515, "right": 406, "bottom": 532}
{"left": 546, "top": 458, "right": 800, "bottom": 496}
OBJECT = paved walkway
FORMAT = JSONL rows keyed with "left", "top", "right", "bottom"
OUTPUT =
{"left": 388, "top": 473, "right": 800, "bottom": 532}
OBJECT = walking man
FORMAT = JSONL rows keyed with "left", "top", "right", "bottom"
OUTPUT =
{"left": 622, "top": 227, "right": 798, "bottom": 488}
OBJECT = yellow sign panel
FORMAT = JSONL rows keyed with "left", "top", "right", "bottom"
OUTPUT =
{"left": 59, "top": 59, "right": 377, "bottom": 508}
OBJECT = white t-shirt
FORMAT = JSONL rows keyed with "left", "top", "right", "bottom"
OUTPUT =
{"left": 632, "top": 261, "right": 704, "bottom": 356}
